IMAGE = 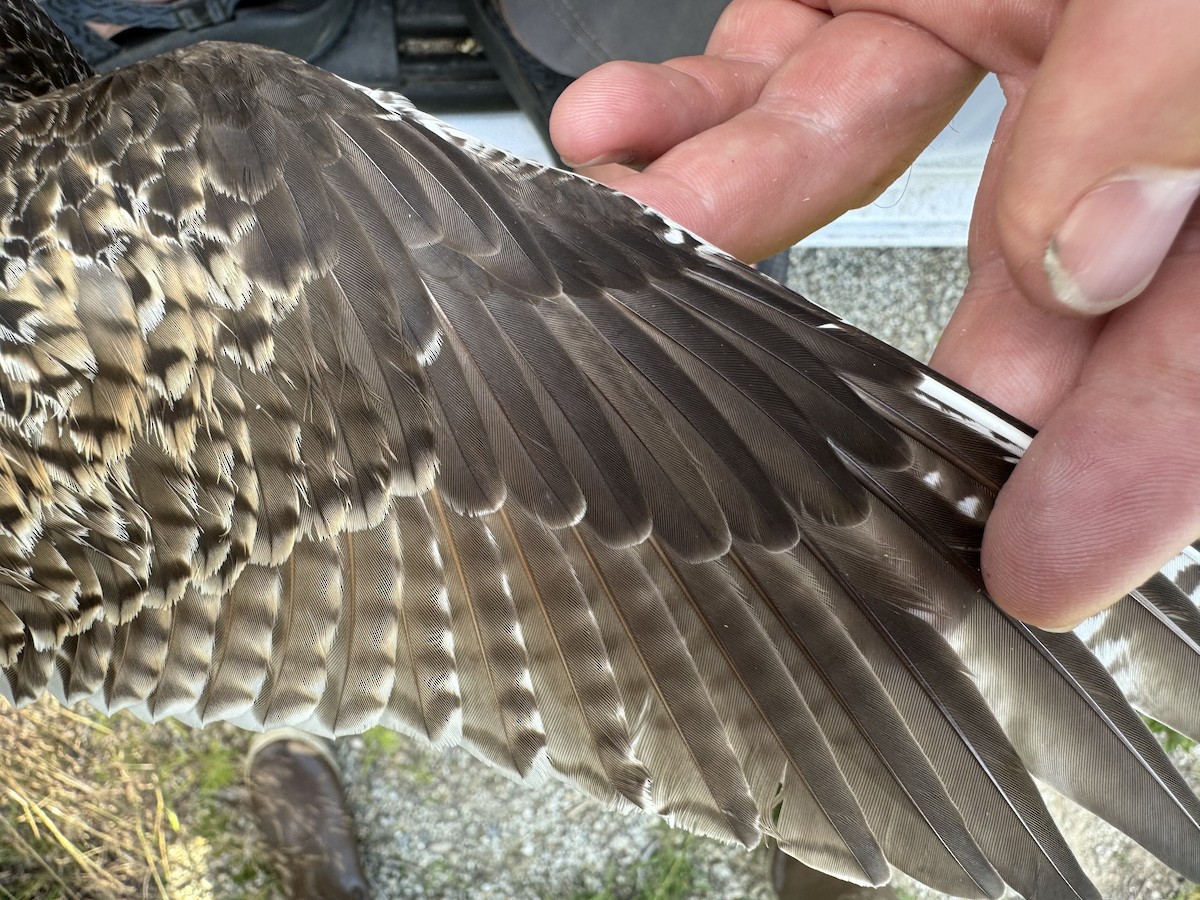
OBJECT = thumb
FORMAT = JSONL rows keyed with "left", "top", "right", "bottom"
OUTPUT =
{"left": 995, "top": 0, "right": 1200, "bottom": 317}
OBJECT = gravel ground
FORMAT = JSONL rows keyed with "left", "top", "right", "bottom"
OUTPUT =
{"left": 785, "top": 247, "right": 968, "bottom": 363}
{"left": 336, "top": 734, "right": 778, "bottom": 899}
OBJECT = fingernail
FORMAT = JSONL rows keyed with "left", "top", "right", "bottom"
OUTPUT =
{"left": 1045, "top": 166, "right": 1200, "bottom": 313}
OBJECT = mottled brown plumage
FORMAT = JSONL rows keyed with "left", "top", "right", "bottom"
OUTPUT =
{"left": 2, "top": 3, "right": 1199, "bottom": 897}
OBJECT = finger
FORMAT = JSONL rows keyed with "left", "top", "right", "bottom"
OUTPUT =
{"left": 982, "top": 222, "right": 1200, "bottom": 628}
{"left": 932, "top": 256, "right": 1101, "bottom": 426}
{"left": 815, "top": 0, "right": 1066, "bottom": 78}
{"left": 996, "top": 0, "right": 1200, "bottom": 316}
{"left": 932, "top": 78, "right": 1101, "bottom": 426}
{"left": 573, "top": 13, "right": 980, "bottom": 260}
{"left": 551, "top": 0, "right": 827, "bottom": 168}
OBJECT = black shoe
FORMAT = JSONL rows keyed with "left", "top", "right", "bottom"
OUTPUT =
{"left": 246, "top": 730, "right": 371, "bottom": 900}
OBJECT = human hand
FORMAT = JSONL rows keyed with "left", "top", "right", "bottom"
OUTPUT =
{"left": 549, "top": 0, "right": 1200, "bottom": 629}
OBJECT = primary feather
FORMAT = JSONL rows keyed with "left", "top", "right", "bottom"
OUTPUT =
{"left": 1, "top": 3, "right": 1198, "bottom": 896}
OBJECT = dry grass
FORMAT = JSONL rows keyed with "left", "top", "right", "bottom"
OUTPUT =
{"left": 0, "top": 699, "right": 170, "bottom": 899}
{"left": 0, "top": 697, "right": 274, "bottom": 899}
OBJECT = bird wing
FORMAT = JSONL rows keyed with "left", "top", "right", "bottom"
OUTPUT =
{"left": 1, "top": 42, "right": 1199, "bottom": 899}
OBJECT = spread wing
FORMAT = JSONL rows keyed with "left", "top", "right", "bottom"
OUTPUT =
{"left": 1, "top": 42, "right": 1198, "bottom": 899}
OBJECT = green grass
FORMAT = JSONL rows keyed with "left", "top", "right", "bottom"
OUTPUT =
{"left": 569, "top": 827, "right": 704, "bottom": 900}
{"left": 359, "top": 725, "right": 404, "bottom": 767}
{"left": 1145, "top": 717, "right": 1198, "bottom": 754}
{"left": 358, "top": 725, "right": 437, "bottom": 785}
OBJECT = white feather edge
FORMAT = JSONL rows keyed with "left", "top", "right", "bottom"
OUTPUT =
{"left": 910, "top": 374, "right": 1032, "bottom": 459}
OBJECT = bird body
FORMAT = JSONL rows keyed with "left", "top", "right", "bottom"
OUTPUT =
{"left": 1, "top": 3, "right": 1200, "bottom": 896}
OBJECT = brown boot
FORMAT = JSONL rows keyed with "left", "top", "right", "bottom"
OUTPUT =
{"left": 770, "top": 847, "right": 899, "bottom": 900}
{"left": 246, "top": 729, "right": 371, "bottom": 900}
